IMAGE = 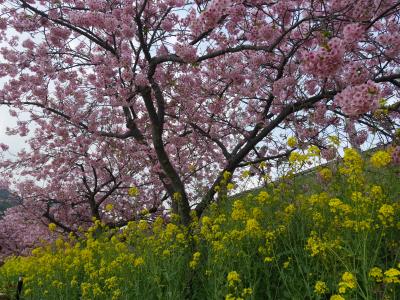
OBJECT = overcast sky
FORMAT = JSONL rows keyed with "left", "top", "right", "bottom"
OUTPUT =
{"left": 0, "top": 24, "right": 29, "bottom": 158}
{"left": 0, "top": 106, "right": 26, "bottom": 156}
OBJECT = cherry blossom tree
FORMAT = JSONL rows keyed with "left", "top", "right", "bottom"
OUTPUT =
{"left": 0, "top": 0, "right": 399, "bottom": 254}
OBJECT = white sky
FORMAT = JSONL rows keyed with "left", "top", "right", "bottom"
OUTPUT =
{"left": 0, "top": 106, "right": 26, "bottom": 156}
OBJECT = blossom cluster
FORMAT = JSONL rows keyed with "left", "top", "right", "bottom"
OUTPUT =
{"left": 341, "top": 61, "right": 370, "bottom": 85}
{"left": 334, "top": 80, "right": 381, "bottom": 116}
{"left": 173, "top": 44, "right": 198, "bottom": 62}
{"left": 342, "top": 23, "right": 364, "bottom": 44}
{"left": 377, "top": 32, "right": 400, "bottom": 58}
{"left": 272, "top": 76, "right": 296, "bottom": 102}
{"left": 301, "top": 38, "right": 345, "bottom": 77}
{"left": 190, "top": 0, "right": 232, "bottom": 34}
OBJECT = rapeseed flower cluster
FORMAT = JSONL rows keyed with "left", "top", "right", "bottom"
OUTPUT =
{"left": 287, "top": 136, "right": 297, "bottom": 148}
{"left": 189, "top": 252, "right": 201, "bottom": 269}
{"left": 0, "top": 148, "right": 399, "bottom": 299}
{"left": 338, "top": 272, "right": 357, "bottom": 294}
{"left": 378, "top": 204, "right": 395, "bottom": 227}
{"left": 227, "top": 271, "right": 240, "bottom": 287}
{"left": 370, "top": 150, "right": 391, "bottom": 168}
{"left": 339, "top": 148, "right": 364, "bottom": 185}
{"left": 48, "top": 223, "right": 57, "bottom": 232}
{"left": 384, "top": 268, "right": 400, "bottom": 284}
{"left": 330, "top": 295, "right": 345, "bottom": 300}
{"left": 369, "top": 267, "right": 383, "bottom": 282}
{"left": 314, "top": 280, "right": 328, "bottom": 295}
{"left": 318, "top": 167, "right": 333, "bottom": 181}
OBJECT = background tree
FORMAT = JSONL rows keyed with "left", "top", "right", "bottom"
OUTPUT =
{"left": 0, "top": 0, "right": 399, "bottom": 254}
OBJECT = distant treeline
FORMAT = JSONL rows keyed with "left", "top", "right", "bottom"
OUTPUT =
{"left": 0, "top": 190, "right": 20, "bottom": 216}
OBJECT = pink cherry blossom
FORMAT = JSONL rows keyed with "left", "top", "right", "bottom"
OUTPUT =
{"left": 334, "top": 81, "right": 381, "bottom": 117}
{"left": 0, "top": 0, "right": 398, "bottom": 256}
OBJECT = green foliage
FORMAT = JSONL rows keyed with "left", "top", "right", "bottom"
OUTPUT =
{"left": 1, "top": 149, "right": 400, "bottom": 300}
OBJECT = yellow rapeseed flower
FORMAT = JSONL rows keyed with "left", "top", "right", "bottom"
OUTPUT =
{"left": 138, "top": 220, "right": 149, "bottom": 231}
{"left": 328, "top": 135, "right": 340, "bottom": 146}
{"left": 283, "top": 257, "right": 291, "bottom": 269}
{"left": 112, "top": 289, "right": 122, "bottom": 300}
{"left": 368, "top": 267, "right": 383, "bottom": 282}
{"left": 227, "top": 183, "right": 235, "bottom": 191}
{"left": 70, "top": 277, "right": 78, "bottom": 287}
{"left": 231, "top": 200, "right": 247, "bottom": 221}
{"left": 105, "top": 203, "right": 113, "bottom": 212}
{"left": 227, "top": 271, "right": 241, "bottom": 287}
{"left": 338, "top": 272, "right": 356, "bottom": 294}
{"left": 289, "top": 151, "right": 307, "bottom": 165}
{"left": 81, "top": 282, "right": 91, "bottom": 298}
{"left": 370, "top": 150, "right": 391, "bottom": 168}
{"left": 134, "top": 257, "right": 144, "bottom": 267}
{"left": 264, "top": 256, "right": 274, "bottom": 263}
{"left": 24, "top": 288, "right": 32, "bottom": 296}
{"left": 257, "top": 191, "right": 270, "bottom": 204}
{"left": 241, "top": 170, "right": 252, "bottom": 178}
{"left": 128, "top": 186, "right": 139, "bottom": 197}
{"left": 308, "top": 145, "right": 321, "bottom": 157}
{"left": 242, "top": 287, "right": 252, "bottom": 297}
{"left": 51, "top": 280, "right": 64, "bottom": 289}
{"left": 176, "top": 233, "right": 185, "bottom": 242}
{"left": 287, "top": 136, "right": 297, "bottom": 148}
{"left": 92, "top": 283, "right": 104, "bottom": 297}
{"left": 284, "top": 204, "right": 296, "bottom": 218}
{"left": 252, "top": 207, "right": 263, "bottom": 219}
{"left": 330, "top": 295, "right": 345, "bottom": 300}
{"left": 55, "top": 238, "right": 64, "bottom": 249}
{"left": 48, "top": 223, "right": 57, "bottom": 232}
{"left": 225, "top": 294, "right": 236, "bottom": 300}
{"left": 314, "top": 281, "right": 329, "bottom": 295}
{"left": 105, "top": 276, "right": 119, "bottom": 290}
{"left": 339, "top": 148, "right": 364, "bottom": 185}
{"left": 201, "top": 216, "right": 212, "bottom": 226}
{"left": 189, "top": 252, "right": 201, "bottom": 269}
{"left": 378, "top": 204, "right": 395, "bottom": 226}
{"left": 305, "top": 231, "right": 326, "bottom": 257}
{"left": 223, "top": 171, "right": 232, "bottom": 181}
{"left": 319, "top": 168, "right": 333, "bottom": 181}
{"left": 329, "top": 198, "right": 352, "bottom": 214}
{"left": 384, "top": 268, "right": 400, "bottom": 284}
{"left": 212, "top": 240, "right": 224, "bottom": 251}
{"left": 245, "top": 218, "right": 261, "bottom": 232}
{"left": 370, "top": 185, "right": 383, "bottom": 199}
